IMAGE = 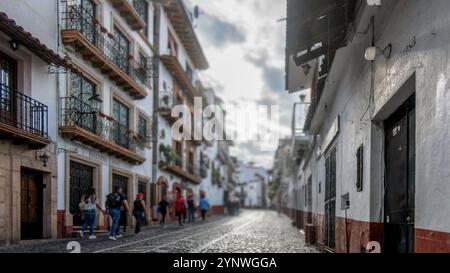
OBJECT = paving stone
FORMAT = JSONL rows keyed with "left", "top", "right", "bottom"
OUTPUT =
{"left": 0, "top": 210, "right": 318, "bottom": 253}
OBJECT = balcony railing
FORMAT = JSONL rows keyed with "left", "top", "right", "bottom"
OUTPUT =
{"left": 187, "top": 161, "right": 200, "bottom": 177}
{"left": 0, "top": 83, "right": 49, "bottom": 148}
{"left": 59, "top": 97, "right": 145, "bottom": 164}
{"left": 61, "top": 2, "right": 151, "bottom": 98}
{"left": 159, "top": 147, "right": 200, "bottom": 184}
{"left": 110, "top": 0, "right": 147, "bottom": 30}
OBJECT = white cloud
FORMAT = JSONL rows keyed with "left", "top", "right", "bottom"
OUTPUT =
{"left": 192, "top": 0, "right": 296, "bottom": 169}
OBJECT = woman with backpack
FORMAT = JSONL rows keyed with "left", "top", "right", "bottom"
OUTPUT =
{"left": 106, "top": 186, "right": 129, "bottom": 241}
{"left": 79, "top": 187, "right": 105, "bottom": 240}
{"left": 132, "top": 193, "right": 149, "bottom": 235}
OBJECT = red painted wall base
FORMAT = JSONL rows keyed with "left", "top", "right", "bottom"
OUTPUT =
{"left": 285, "top": 208, "right": 450, "bottom": 253}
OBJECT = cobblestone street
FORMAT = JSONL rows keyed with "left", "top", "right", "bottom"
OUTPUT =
{"left": 0, "top": 210, "right": 318, "bottom": 253}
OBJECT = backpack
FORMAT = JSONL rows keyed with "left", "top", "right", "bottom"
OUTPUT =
{"left": 105, "top": 193, "right": 119, "bottom": 209}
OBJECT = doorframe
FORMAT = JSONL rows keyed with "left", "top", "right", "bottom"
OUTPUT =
{"left": 65, "top": 154, "right": 103, "bottom": 227}
{"left": 383, "top": 94, "right": 416, "bottom": 253}
{"left": 110, "top": 166, "right": 134, "bottom": 200}
{"left": 324, "top": 143, "right": 337, "bottom": 250}
{"left": 20, "top": 168, "right": 44, "bottom": 240}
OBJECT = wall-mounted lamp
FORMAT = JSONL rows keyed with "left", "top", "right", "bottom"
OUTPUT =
{"left": 9, "top": 39, "right": 20, "bottom": 51}
{"left": 302, "top": 63, "right": 312, "bottom": 76}
{"left": 365, "top": 43, "right": 392, "bottom": 61}
{"left": 39, "top": 151, "right": 50, "bottom": 167}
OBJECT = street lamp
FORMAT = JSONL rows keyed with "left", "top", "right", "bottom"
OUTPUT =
{"left": 88, "top": 92, "right": 102, "bottom": 113}
{"left": 39, "top": 151, "right": 50, "bottom": 167}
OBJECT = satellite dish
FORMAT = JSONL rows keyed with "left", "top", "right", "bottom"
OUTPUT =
{"left": 194, "top": 6, "right": 200, "bottom": 19}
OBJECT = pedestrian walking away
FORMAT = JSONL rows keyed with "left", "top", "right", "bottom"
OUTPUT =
{"left": 132, "top": 193, "right": 148, "bottom": 235}
{"left": 106, "top": 186, "right": 129, "bottom": 240}
{"left": 187, "top": 194, "right": 196, "bottom": 223}
{"left": 119, "top": 194, "right": 129, "bottom": 234}
{"left": 79, "top": 187, "right": 106, "bottom": 240}
{"left": 158, "top": 196, "right": 169, "bottom": 227}
{"left": 199, "top": 194, "right": 210, "bottom": 221}
{"left": 175, "top": 189, "right": 187, "bottom": 226}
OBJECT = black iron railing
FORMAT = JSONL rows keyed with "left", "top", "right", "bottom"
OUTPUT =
{"left": 59, "top": 97, "right": 145, "bottom": 155}
{"left": 60, "top": 1, "right": 153, "bottom": 87}
{"left": 187, "top": 161, "right": 200, "bottom": 177}
{"left": 0, "top": 83, "right": 48, "bottom": 138}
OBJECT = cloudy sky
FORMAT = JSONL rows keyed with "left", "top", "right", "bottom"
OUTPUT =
{"left": 191, "top": 0, "right": 299, "bottom": 169}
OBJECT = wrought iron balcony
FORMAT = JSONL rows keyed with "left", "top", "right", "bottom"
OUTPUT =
{"left": 160, "top": 54, "right": 200, "bottom": 99}
{"left": 187, "top": 161, "right": 200, "bottom": 178}
{"left": 160, "top": 0, "right": 208, "bottom": 70}
{"left": 59, "top": 97, "right": 146, "bottom": 164}
{"left": 159, "top": 150, "right": 200, "bottom": 184}
{"left": 60, "top": 2, "right": 152, "bottom": 99}
{"left": 158, "top": 91, "right": 178, "bottom": 124}
{"left": 110, "top": 0, "right": 146, "bottom": 30}
{"left": 0, "top": 84, "right": 49, "bottom": 149}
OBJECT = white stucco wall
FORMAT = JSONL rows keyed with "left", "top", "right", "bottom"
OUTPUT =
{"left": 297, "top": 0, "right": 450, "bottom": 234}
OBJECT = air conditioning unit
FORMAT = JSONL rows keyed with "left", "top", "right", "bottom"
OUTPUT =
{"left": 305, "top": 224, "right": 316, "bottom": 245}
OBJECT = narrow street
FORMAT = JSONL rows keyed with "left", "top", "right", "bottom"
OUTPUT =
{"left": 0, "top": 210, "right": 317, "bottom": 253}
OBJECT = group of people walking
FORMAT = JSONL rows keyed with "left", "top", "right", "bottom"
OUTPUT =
{"left": 171, "top": 188, "right": 210, "bottom": 227}
{"left": 77, "top": 186, "right": 210, "bottom": 240}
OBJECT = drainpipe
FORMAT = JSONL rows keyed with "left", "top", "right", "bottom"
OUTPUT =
{"left": 151, "top": 2, "right": 161, "bottom": 186}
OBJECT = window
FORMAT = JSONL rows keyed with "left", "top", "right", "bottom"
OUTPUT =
{"left": 70, "top": 73, "right": 98, "bottom": 133}
{"left": 356, "top": 145, "right": 364, "bottom": 192}
{"left": 70, "top": 161, "right": 94, "bottom": 226}
{"left": 73, "top": 0, "right": 97, "bottom": 44}
{"left": 0, "top": 50, "right": 17, "bottom": 115}
{"left": 175, "top": 141, "right": 183, "bottom": 167}
{"left": 112, "top": 98, "right": 130, "bottom": 148}
{"left": 307, "top": 176, "right": 312, "bottom": 207}
{"left": 188, "top": 150, "right": 194, "bottom": 173}
{"left": 137, "top": 52, "right": 148, "bottom": 84}
{"left": 138, "top": 115, "right": 148, "bottom": 138}
{"left": 186, "top": 62, "right": 193, "bottom": 82}
{"left": 113, "top": 27, "right": 130, "bottom": 73}
{"left": 168, "top": 30, "right": 178, "bottom": 56}
{"left": 112, "top": 173, "right": 129, "bottom": 197}
{"left": 133, "top": 0, "right": 149, "bottom": 37}
{"left": 138, "top": 180, "right": 147, "bottom": 197}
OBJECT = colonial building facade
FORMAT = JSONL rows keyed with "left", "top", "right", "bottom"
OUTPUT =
{"left": 0, "top": 0, "right": 235, "bottom": 244}
{"left": 0, "top": 1, "right": 74, "bottom": 242}
{"left": 153, "top": 0, "right": 208, "bottom": 220}
{"left": 56, "top": 0, "right": 155, "bottom": 237}
{"left": 284, "top": 0, "right": 450, "bottom": 253}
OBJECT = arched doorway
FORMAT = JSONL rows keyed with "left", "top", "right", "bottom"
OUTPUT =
{"left": 156, "top": 176, "right": 169, "bottom": 221}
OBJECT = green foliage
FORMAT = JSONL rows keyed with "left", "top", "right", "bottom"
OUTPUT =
{"left": 212, "top": 167, "right": 221, "bottom": 184}
{"left": 268, "top": 179, "right": 281, "bottom": 200}
{"left": 159, "top": 144, "right": 178, "bottom": 163}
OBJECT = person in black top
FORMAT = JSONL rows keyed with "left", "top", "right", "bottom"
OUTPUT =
{"left": 187, "top": 194, "right": 196, "bottom": 223}
{"left": 158, "top": 196, "right": 169, "bottom": 227}
{"left": 106, "top": 186, "right": 129, "bottom": 240}
{"left": 132, "top": 193, "right": 148, "bottom": 234}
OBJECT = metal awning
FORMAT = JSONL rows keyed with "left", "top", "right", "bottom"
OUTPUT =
{"left": 285, "top": 0, "right": 359, "bottom": 88}
{"left": 0, "top": 12, "right": 76, "bottom": 72}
